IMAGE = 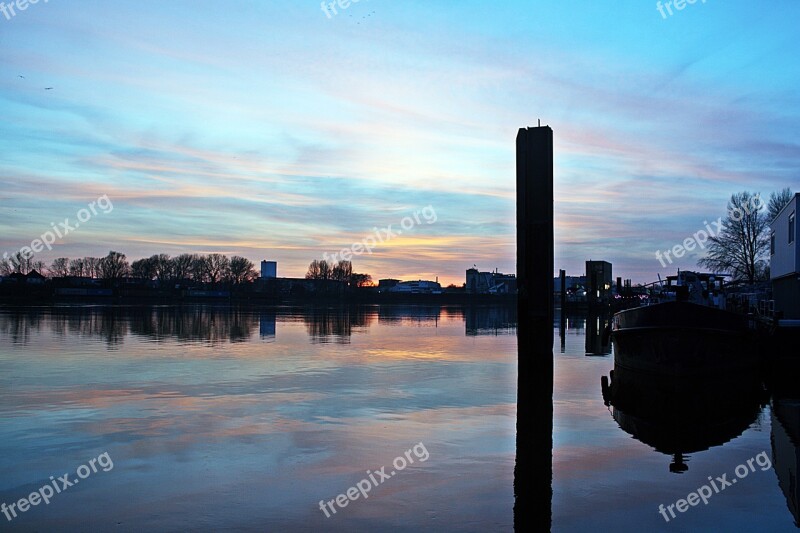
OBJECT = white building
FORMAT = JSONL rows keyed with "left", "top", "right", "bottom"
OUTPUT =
{"left": 770, "top": 193, "right": 800, "bottom": 318}
{"left": 388, "top": 280, "right": 442, "bottom": 294}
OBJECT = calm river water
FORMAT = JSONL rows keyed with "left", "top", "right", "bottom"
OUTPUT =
{"left": 0, "top": 305, "right": 797, "bottom": 531}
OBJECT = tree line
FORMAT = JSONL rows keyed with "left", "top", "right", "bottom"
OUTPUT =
{"left": 1, "top": 251, "right": 258, "bottom": 284}
{"left": 305, "top": 259, "right": 373, "bottom": 287}
{"left": 2, "top": 251, "right": 377, "bottom": 288}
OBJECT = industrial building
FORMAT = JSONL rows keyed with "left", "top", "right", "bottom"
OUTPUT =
{"left": 466, "top": 268, "right": 517, "bottom": 294}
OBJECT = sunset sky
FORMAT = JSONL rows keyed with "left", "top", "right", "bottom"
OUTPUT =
{"left": 2, "top": 0, "right": 798, "bottom": 285}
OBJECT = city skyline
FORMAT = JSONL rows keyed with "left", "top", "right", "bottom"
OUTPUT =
{"left": 2, "top": 1, "right": 799, "bottom": 285}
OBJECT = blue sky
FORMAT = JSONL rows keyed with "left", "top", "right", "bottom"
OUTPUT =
{"left": 1, "top": 0, "right": 798, "bottom": 284}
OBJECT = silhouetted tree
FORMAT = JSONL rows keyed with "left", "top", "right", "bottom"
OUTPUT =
{"left": 768, "top": 187, "right": 794, "bottom": 222}
{"left": 131, "top": 257, "right": 156, "bottom": 281}
{"left": 84, "top": 257, "right": 102, "bottom": 279}
{"left": 150, "top": 254, "right": 173, "bottom": 284}
{"left": 171, "top": 254, "right": 195, "bottom": 281}
{"left": 306, "top": 260, "right": 321, "bottom": 279}
{"left": 697, "top": 191, "right": 769, "bottom": 283}
{"left": 191, "top": 255, "right": 208, "bottom": 282}
{"left": 204, "top": 253, "right": 230, "bottom": 284}
{"left": 332, "top": 260, "right": 352, "bottom": 282}
{"left": 228, "top": 256, "right": 256, "bottom": 284}
{"left": 100, "top": 251, "right": 130, "bottom": 280}
{"left": 69, "top": 258, "right": 87, "bottom": 277}
{"left": 32, "top": 260, "right": 46, "bottom": 275}
{"left": 0, "top": 252, "right": 35, "bottom": 275}
{"left": 318, "top": 260, "right": 332, "bottom": 280}
{"left": 50, "top": 257, "right": 70, "bottom": 278}
{"left": 351, "top": 273, "right": 373, "bottom": 287}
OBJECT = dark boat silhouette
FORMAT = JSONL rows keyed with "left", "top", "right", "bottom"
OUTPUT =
{"left": 602, "top": 363, "right": 765, "bottom": 473}
{"left": 611, "top": 271, "right": 761, "bottom": 377}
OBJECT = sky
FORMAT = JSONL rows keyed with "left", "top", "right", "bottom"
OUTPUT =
{"left": 1, "top": 0, "right": 799, "bottom": 286}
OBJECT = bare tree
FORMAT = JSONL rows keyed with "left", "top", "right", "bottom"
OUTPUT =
{"left": 306, "top": 259, "right": 334, "bottom": 280}
{"left": 228, "top": 256, "right": 256, "bottom": 284}
{"left": 768, "top": 187, "right": 794, "bottom": 222}
{"left": 149, "top": 254, "right": 173, "bottom": 284}
{"left": 191, "top": 255, "right": 208, "bottom": 282}
{"left": 697, "top": 191, "right": 769, "bottom": 283}
{"left": 332, "top": 260, "right": 352, "bottom": 282}
{"left": 100, "top": 251, "right": 130, "bottom": 280}
{"left": 171, "top": 254, "right": 195, "bottom": 281}
{"left": 50, "top": 257, "right": 70, "bottom": 278}
{"left": 1, "top": 252, "right": 35, "bottom": 275}
{"left": 0, "top": 257, "right": 14, "bottom": 276}
{"left": 318, "top": 259, "right": 332, "bottom": 280}
{"left": 351, "top": 273, "right": 373, "bottom": 287}
{"left": 32, "top": 260, "right": 46, "bottom": 275}
{"left": 84, "top": 257, "right": 102, "bottom": 279}
{"left": 204, "top": 253, "right": 230, "bottom": 284}
{"left": 306, "top": 260, "right": 321, "bottom": 279}
{"left": 131, "top": 257, "right": 156, "bottom": 281}
{"left": 69, "top": 258, "right": 87, "bottom": 277}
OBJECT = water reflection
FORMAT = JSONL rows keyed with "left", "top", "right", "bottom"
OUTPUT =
{"left": 584, "top": 310, "right": 611, "bottom": 356}
{"left": 0, "top": 304, "right": 518, "bottom": 348}
{"left": 602, "top": 364, "right": 765, "bottom": 473}
{"left": 0, "top": 304, "right": 517, "bottom": 531}
{"left": 303, "top": 306, "right": 374, "bottom": 343}
{"left": 556, "top": 310, "right": 585, "bottom": 354}
{"left": 465, "top": 305, "right": 517, "bottom": 336}
{"left": 772, "top": 395, "right": 800, "bottom": 527}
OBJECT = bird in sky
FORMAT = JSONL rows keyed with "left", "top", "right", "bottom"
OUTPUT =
{"left": 44, "top": 87, "right": 53, "bottom": 90}
{"left": 18, "top": 75, "right": 25, "bottom": 79}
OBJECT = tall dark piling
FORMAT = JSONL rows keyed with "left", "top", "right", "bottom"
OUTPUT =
{"left": 515, "top": 125, "right": 554, "bottom": 530}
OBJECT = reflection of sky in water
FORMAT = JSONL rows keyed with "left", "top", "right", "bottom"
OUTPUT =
{"left": 0, "top": 306, "right": 515, "bottom": 531}
{"left": 4, "top": 306, "right": 798, "bottom": 531}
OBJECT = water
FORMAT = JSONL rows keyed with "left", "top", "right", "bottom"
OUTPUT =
{"left": 553, "top": 313, "right": 795, "bottom": 532}
{"left": 1, "top": 305, "right": 797, "bottom": 531}
{"left": 0, "top": 305, "right": 516, "bottom": 532}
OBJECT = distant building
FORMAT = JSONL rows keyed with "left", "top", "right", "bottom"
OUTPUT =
{"left": 553, "top": 275, "right": 586, "bottom": 293}
{"left": 586, "top": 260, "right": 612, "bottom": 307}
{"left": 261, "top": 260, "right": 277, "bottom": 279}
{"left": 6, "top": 271, "right": 46, "bottom": 285}
{"left": 466, "top": 268, "right": 517, "bottom": 294}
{"left": 378, "top": 279, "right": 400, "bottom": 291}
{"left": 388, "top": 280, "right": 442, "bottom": 294}
{"left": 770, "top": 193, "right": 800, "bottom": 318}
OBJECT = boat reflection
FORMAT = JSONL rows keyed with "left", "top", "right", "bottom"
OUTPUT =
{"left": 602, "top": 363, "right": 766, "bottom": 472}
{"left": 771, "top": 395, "right": 800, "bottom": 527}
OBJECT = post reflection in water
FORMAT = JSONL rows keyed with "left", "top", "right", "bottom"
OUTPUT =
{"left": 584, "top": 309, "right": 611, "bottom": 356}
